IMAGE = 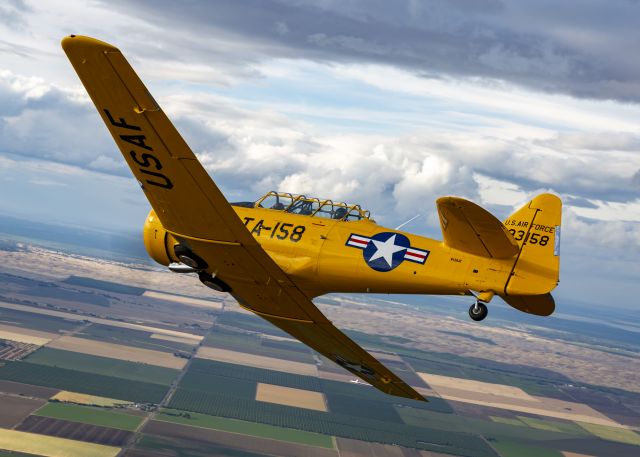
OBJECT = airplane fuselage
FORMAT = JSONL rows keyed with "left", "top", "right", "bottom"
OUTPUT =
{"left": 232, "top": 206, "right": 512, "bottom": 298}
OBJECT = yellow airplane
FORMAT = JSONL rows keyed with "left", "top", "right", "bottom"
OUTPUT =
{"left": 62, "top": 35, "right": 562, "bottom": 402}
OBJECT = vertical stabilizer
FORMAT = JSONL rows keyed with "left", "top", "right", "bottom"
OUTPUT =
{"left": 502, "top": 194, "right": 562, "bottom": 296}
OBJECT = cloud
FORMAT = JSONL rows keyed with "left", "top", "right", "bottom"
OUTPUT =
{"left": 0, "top": 69, "right": 123, "bottom": 174}
{"left": 0, "top": 0, "right": 30, "bottom": 29}
{"left": 105, "top": 0, "right": 640, "bottom": 102}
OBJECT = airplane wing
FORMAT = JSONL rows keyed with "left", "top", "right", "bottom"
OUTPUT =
{"left": 62, "top": 35, "right": 424, "bottom": 401}
{"left": 436, "top": 197, "right": 519, "bottom": 259}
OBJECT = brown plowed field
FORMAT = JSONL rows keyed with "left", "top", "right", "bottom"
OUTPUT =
{"left": 0, "top": 380, "right": 59, "bottom": 398}
{"left": 17, "top": 415, "right": 133, "bottom": 446}
{"left": 336, "top": 437, "right": 422, "bottom": 457}
{"left": 0, "top": 394, "right": 46, "bottom": 427}
{"left": 144, "top": 420, "right": 338, "bottom": 457}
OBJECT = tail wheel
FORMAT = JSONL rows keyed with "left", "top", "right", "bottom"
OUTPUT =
{"left": 173, "top": 245, "right": 208, "bottom": 270}
{"left": 469, "top": 301, "right": 488, "bottom": 321}
{"left": 199, "top": 272, "right": 231, "bottom": 293}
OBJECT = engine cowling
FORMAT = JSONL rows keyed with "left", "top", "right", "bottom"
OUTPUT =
{"left": 143, "top": 209, "right": 177, "bottom": 266}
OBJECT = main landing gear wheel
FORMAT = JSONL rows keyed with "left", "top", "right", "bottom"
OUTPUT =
{"left": 173, "top": 245, "right": 208, "bottom": 270}
{"left": 198, "top": 272, "right": 231, "bottom": 293}
{"left": 469, "top": 301, "right": 488, "bottom": 321}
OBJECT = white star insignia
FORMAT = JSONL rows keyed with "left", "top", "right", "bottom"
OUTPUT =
{"left": 369, "top": 234, "right": 406, "bottom": 267}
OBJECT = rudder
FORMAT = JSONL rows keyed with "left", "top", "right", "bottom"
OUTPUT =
{"left": 502, "top": 194, "right": 562, "bottom": 296}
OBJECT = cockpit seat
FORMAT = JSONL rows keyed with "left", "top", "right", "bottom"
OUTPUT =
{"left": 333, "top": 207, "right": 348, "bottom": 220}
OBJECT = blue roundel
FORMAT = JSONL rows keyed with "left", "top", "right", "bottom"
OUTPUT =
{"left": 363, "top": 232, "right": 410, "bottom": 272}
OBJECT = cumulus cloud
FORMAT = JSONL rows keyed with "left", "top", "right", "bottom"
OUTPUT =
{"left": 0, "top": 70, "right": 122, "bottom": 174}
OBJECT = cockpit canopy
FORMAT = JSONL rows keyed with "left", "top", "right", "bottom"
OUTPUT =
{"left": 254, "top": 191, "right": 371, "bottom": 221}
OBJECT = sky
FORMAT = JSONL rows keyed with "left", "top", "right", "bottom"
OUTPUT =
{"left": 0, "top": 0, "right": 639, "bottom": 309}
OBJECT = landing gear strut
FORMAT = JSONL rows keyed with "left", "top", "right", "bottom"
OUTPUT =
{"left": 173, "top": 245, "right": 208, "bottom": 270}
{"left": 198, "top": 272, "right": 231, "bottom": 293}
{"left": 469, "top": 301, "right": 488, "bottom": 321}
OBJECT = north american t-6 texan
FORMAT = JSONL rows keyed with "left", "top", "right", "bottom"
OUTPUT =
{"left": 62, "top": 35, "right": 562, "bottom": 402}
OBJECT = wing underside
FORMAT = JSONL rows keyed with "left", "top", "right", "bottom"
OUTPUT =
{"left": 62, "top": 35, "right": 424, "bottom": 401}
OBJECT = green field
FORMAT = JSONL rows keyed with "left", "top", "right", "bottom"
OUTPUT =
{"left": 157, "top": 409, "right": 334, "bottom": 448}
{"left": 0, "top": 306, "right": 80, "bottom": 333}
{"left": 0, "top": 361, "right": 168, "bottom": 403}
{"left": 35, "top": 402, "right": 143, "bottom": 431}
{"left": 203, "top": 329, "right": 314, "bottom": 364}
{"left": 577, "top": 421, "right": 640, "bottom": 445}
{"left": 82, "top": 324, "right": 196, "bottom": 353}
{"left": 25, "top": 348, "right": 179, "bottom": 385}
{"left": 168, "top": 388, "right": 495, "bottom": 456}
{"left": 63, "top": 275, "right": 146, "bottom": 295}
{"left": 399, "top": 407, "right": 590, "bottom": 443}
{"left": 517, "top": 416, "right": 587, "bottom": 435}
{"left": 490, "top": 416, "right": 525, "bottom": 427}
{"left": 491, "top": 439, "right": 564, "bottom": 457}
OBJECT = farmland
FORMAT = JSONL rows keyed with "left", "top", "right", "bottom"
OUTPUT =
{"left": 0, "top": 304, "right": 80, "bottom": 333}
{"left": 63, "top": 276, "right": 146, "bottom": 296}
{"left": 1, "top": 234, "right": 640, "bottom": 457}
{"left": 17, "top": 416, "right": 134, "bottom": 446}
{"left": 157, "top": 409, "right": 334, "bottom": 448}
{"left": 256, "top": 383, "right": 328, "bottom": 412}
{"left": 51, "top": 390, "right": 129, "bottom": 407}
{"left": 81, "top": 324, "right": 198, "bottom": 353}
{"left": 25, "top": 348, "right": 179, "bottom": 384}
{"left": 0, "top": 394, "right": 46, "bottom": 428}
{"left": 46, "top": 336, "right": 187, "bottom": 369}
{"left": 34, "top": 402, "right": 143, "bottom": 431}
{"left": 168, "top": 360, "right": 495, "bottom": 456}
{"left": 0, "top": 361, "right": 168, "bottom": 403}
{"left": 0, "top": 429, "right": 120, "bottom": 457}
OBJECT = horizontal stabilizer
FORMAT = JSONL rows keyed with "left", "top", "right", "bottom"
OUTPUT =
{"left": 437, "top": 197, "right": 519, "bottom": 259}
{"left": 501, "top": 293, "right": 555, "bottom": 316}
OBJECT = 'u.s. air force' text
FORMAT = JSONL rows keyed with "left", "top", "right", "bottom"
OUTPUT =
{"left": 104, "top": 108, "right": 173, "bottom": 189}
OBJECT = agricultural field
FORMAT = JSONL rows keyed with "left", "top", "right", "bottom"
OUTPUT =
{"left": 196, "top": 346, "right": 317, "bottom": 375}
{"left": 576, "top": 421, "right": 640, "bottom": 445}
{"left": 81, "top": 323, "right": 198, "bottom": 353}
{"left": 25, "top": 348, "right": 179, "bottom": 384}
{"left": 51, "top": 390, "right": 129, "bottom": 407}
{"left": 142, "top": 290, "right": 223, "bottom": 310}
{"left": 0, "top": 394, "right": 46, "bottom": 428}
{"left": 0, "top": 429, "right": 120, "bottom": 457}
{"left": 419, "top": 371, "right": 623, "bottom": 426}
{"left": 0, "top": 361, "right": 168, "bottom": 403}
{"left": 2, "top": 237, "right": 640, "bottom": 457}
{"left": 256, "top": 383, "right": 327, "bottom": 411}
{"left": 203, "top": 327, "right": 315, "bottom": 364}
{"left": 63, "top": 276, "right": 146, "bottom": 296}
{"left": 136, "top": 427, "right": 335, "bottom": 457}
{"left": 0, "top": 326, "right": 53, "bottom": 346}
{"left": 0, "top": 304, "right": 80, "bottom": 334}
{"left": 168, "top": 359, "right": 495, "bottom": 456}
{"left": 17, "top": 416, "right": 134, "bottom": 446}
{"left": 45, "top": 336, "right": 187, "bottom": 369}
{"left": 156, "top": 409, "right": 334, "bottom": 448}
{"left": 34, "top": 402, "right": 144, "bottom": 431}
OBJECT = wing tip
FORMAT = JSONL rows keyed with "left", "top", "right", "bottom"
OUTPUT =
{"left": 61, "top": 34, "right": 119, "bottom": 53}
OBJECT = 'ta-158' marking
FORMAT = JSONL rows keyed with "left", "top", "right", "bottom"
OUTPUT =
{"left": 243, "top": 218, "right": 306, "bottom": 242}
{"left": 104, "top": 109, "right": 173, "bottom": 189}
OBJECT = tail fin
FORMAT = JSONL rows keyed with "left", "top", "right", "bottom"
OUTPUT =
{"left": 502, "top": 194, "right": 562, "bottom": 296}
